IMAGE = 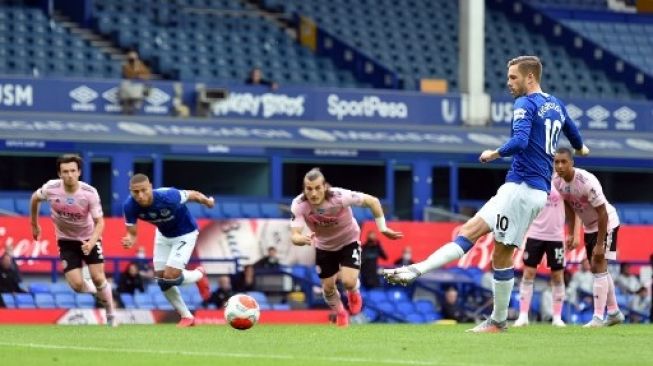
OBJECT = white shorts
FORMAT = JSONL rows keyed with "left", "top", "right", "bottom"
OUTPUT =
{"left": 153, "top": 230, "right": 199, "bottom": 271}
{"left": 476, "top": 182, "right": 548, "bottom": 247}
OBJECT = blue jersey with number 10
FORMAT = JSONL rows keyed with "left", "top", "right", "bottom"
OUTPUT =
{"left": 498, "top": 92, "right": 583, "bottom": 193}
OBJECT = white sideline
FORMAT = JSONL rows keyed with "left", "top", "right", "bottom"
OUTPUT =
{"left": 0, "top": 341, "right": 489, "bottom": 366}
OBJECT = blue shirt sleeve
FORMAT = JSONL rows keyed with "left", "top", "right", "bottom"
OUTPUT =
{"left": 498, "top": 98, "right": 532, "bottom": 157}
{"left": 160, "top": 188, "right": 183, "bottom": 206}
{"left": 561, "top": 105, "right": 584, "bottom": 150}
{"left": 123, "top": 200, "right": 137, "bottom": 225}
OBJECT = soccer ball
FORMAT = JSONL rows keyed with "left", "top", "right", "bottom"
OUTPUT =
{"left": 224, "top": 294, "right": 260, "bottom": 330}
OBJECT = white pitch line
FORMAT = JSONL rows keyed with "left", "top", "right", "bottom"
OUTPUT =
{"left": 0, "top": 341, "right": 490, "bottom": 366}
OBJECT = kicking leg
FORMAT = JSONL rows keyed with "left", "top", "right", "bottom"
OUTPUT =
{"left": 384, "top": 216, "right": 488, "bottom": 285}
{"left": 89, "top": 263, "right": 117, "bottom": 327}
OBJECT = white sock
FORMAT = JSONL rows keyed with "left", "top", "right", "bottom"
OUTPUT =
{"left": 164, "top": 286, "right": 192, "bottom": 318}
{"left": 96, "top": 281, "right": 116, "bottom": 316}
{"left": 413, "top": 242, "right": 464, "bottom": 274}
{"left": 181, "top": 269, "right": 202, "bottom": 285}
{"left": 80, "top": 279, "right": 97, "bottom": 294}
{"left": 491, "top": 267, "right": 515, "bottom": 323}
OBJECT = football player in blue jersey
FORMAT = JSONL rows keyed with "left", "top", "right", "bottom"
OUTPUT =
{"left": 384, "top": 56, "right": 590, "bottom": 332}
{"left": 121, "top": 174, "right": 215, "bottom": 327}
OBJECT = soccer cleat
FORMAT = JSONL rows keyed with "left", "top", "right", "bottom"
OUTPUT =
{"left": 466, "top": 318, "right": 507, "bottom": 333}
{"left": 347, "top": 291, "right": 362, "bottom": 315}
{"left": 383, "top": 265, "right": 421, "bottom": 286}
{"left": 195, "top": 266, "right": 211, "bottom": 301}
{"left": 177, "top": 317, "right": 196, "bottom": 328}
{"left": 582, "top": 316, "right": 604, "bottom": 328}
{"left": 513, "top": 315, "right": 529, "bottom": 327}
{"left": 106, "top": 314, "right": 119, "bottom": 328}
{"left": 336, "top": 310, "right": 349, "bottom": 327}
{"left": 551, "top": 318, "right": 566, "bottom": 327}
{"left": 604, "top": 311, "right": 625, "bottom": 327}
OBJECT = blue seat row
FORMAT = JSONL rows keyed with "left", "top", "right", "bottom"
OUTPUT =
{"left": 1, "top": 292, "right": 96, "bottom": 309}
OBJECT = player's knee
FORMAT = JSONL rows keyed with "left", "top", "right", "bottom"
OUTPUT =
{"left": 322, "top": 283, "right": 336, "bottom": 295}
{"left": 157, "top": 275, "right": 183, "bottom": 292}
{"left": 68, "top": 281, "right": 85, "bottom": 293}
{"left": 90, "top": 275, "right": 106, "bottom": 287}
{"left": 341, "top": 278, "right": 357, "bottom": 290}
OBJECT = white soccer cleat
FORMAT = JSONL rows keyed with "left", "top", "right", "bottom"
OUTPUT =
{"left": 106, "top": 314, "right": 119, "bottom": 328}
{"left": 551, "top": 318, "right": 566, "bottom": 327}
{"left": 466, "top": 318, "right": 507, "bottom": 333}
{"left": 383, "top": 265, "right": 421, "bottom": 286}
{"left": 603, "top": 311, "right": 625, "bottom": 327}
{"left": 513, "top": 315, "right": 529, "bottom": 327}
{"left": 582, "top": 316, "right": 604, "bottom": 328}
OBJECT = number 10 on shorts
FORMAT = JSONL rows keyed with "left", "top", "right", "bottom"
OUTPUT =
{"left": 495, "top": 214, "right": 509, "bottom": 231}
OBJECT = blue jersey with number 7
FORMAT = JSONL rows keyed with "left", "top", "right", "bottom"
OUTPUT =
{"left": 497, "top": 92, "right": 583, "bottom": 193}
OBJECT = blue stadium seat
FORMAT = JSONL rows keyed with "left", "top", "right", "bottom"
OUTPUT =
{"left": 260, "top": 203, "right": 283, "bottom": 218}
{"left": 271, "top": 303, "right": 291, "bottom": 310}
{"left": 76, "top": 293, "right": 96, "bottom": 308}
{"left": 153, "top": 293, "right": 175, "bottom": 310}
{"left": 423, "top": 312, "right": 442, "bottom": 322}
{"left": 386, "top": 289, "right": 409, "bottom": 302}
{"left": 50, "top": 282, "right": 74, "bottom": 295}
{"left": 240, "top": 203, "right": 262, "bottom": 218}
{"left": 221, "top": 202, "right": 243, "bottom": 219}
{"left": 405, "top": 313, "right": 426, "bottom": 323}
{"left": 13, "top": 197, "right": 30, "bottom": 215}
{"left": 54, "top": 293, "right": 76, "bottom": 308}
{"left": 34, "top": 293, "right": 56, "bottom": 308}
{"left": 134, "top": 293, "right": 155, "bottom": 309}
{"left": 119, "top": 293, "right": 136, "bottom": 309}
{"left": 246, "top": 291, "right": 269, "bottom": 306}
{"left": 395, "top": 301, "right": 416, "bottom": 316}
{"left": 186, "top": 203, "right": 206, "bottom": 219}
{"left": 414, "top": 300, "right": 436, "bottom": 314}
{"left": 640, "top": 209, "right": 653, "bottom": 224}
{"left": 367, "top": 289, "right": 388, "bottom": 304}
{"left": 1, "top": 293, "right": 15, "bottom": 308}
{"left": 145, "top": 283, "right": 161, "bottom": 295}
{"left": 0, "top": 198, "right": 15, "bottom": 213}
{"left": 14, "top": 293, "right": 36, "bottom": 308}
{"left": 622, "top": 209, "right": 641, "bottom": 224}
{"left": 362, "top": 307, "right": 379, "bottom": 321}
{"left": 376, "top": 301, "right": 395, "bottom": 314}
{"left": 29, "top": 282, "right": 51, "bottom": 294}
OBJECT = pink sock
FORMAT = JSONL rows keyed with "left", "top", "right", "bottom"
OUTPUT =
{"left": 606, "top": 273, "right": 620, "bottom": 314}
{"left": 593, "top": 273, "right": 609, "bottom": 319}
{"left": 519, "top": 280, "right": 534, "bottom": 316}
{"left": 96, "top": 281, "right": 116, "bottom": 316}
{"left": 323, "top": 289, "right": 344, "bottom": 313}
{"left": 552, "top": 284, "right": 565, "bottom": 319}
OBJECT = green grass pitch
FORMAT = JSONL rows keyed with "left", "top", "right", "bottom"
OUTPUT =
{"left": 1, "top": 323, "right": 652, "bottom": 366}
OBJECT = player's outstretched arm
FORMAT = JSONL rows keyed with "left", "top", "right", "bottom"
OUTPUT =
{"left": 186, "top": 190, "right": 215, "bottom": 208}
{"left": 122, "top": 225, "right": 138, "bottom": 249}
{"left": 290, "top": 227, "right": 312, "bottom": 246}
{"left": 575, "top": 145, "right": 590, "bottom": 157}
{"left": 29, "top": 190, "right": 42, "bottom": 240}
{"left": 361, "top": 194, "right": 403, "bottom": 240}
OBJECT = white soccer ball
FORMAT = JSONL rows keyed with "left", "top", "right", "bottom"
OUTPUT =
{"left": 224, "top": 294, "right": 260, "bottom": 330}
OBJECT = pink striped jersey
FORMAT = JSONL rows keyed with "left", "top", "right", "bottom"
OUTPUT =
{"left": 526, "top": 186, "right": 565, "bottom": 242}
{"left": 290, "top": 187, "right": 365, "bottom": 251}
{"left": 552, "top": 168, "right": 619, "bottom": 233}
{"left": 36, "top": 179, "right": 103, "bottom": 241}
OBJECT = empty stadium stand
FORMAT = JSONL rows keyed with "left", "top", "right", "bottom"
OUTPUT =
{"left": 91, "top": 0, "right": 364, "bottom": 88}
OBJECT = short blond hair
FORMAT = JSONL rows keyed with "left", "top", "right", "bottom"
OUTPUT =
{"left": 507, "top": 55, "right": 542, "bottom": 82}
